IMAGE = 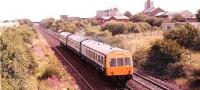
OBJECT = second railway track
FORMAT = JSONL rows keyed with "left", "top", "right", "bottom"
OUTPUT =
{"left": 40, "top": 28, "right": 94, "bottom": 90}
{"left": 37, "top": 27, "right": 122, "bottom": 90}
{"left": 38, "top": 26, "right": 176, "bottom": 90}
{"left": 126, "top": 72, "right": 170, "bottom": 90}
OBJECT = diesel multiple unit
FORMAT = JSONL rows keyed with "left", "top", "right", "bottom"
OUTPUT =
{"left": 48, "top": 30, "right": 134, "bottom": 80}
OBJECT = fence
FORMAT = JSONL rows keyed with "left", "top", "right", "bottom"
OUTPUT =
{"left": 117, "top": 29, "right": 164, "bottom": 40}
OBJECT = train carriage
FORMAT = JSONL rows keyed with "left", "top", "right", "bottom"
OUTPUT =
{"left": 81, "top": 40, "right": 134, "bottom": 77}
{"left": 49, "top": 30, "right": 134, "bottom": 84}
{"left": 67, "top": 34, "right": 86, "bottom": 54}
{"left": 59, "top": 32, "right": 72, "bottom": 46}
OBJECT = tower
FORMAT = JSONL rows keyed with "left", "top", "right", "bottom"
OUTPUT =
{"left": 144, "top": 0, "right": 154, "bottom": 10}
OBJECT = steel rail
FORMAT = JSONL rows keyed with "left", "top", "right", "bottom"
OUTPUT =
{"left": 41, "top": 29, "right": 94, "bottom": 90}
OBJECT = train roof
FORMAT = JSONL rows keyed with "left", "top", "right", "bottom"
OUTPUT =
{"left": 82, "top": 39, "right": 128, "bottom": 55}
{"left": 68, "top": 34, "right": 87, "bottom": 42}
{"left": 59, "top": 32, "right": 71, "bottom": 37}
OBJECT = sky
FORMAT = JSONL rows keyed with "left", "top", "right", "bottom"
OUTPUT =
{"left": 0, "top": 0, "right": 199, "bottom": 21}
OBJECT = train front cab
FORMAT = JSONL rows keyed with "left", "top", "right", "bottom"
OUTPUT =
{"left": 105, "top": 51, "right": 134, "bottom": 79}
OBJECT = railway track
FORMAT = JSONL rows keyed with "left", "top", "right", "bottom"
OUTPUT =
{"left": 38, "top": 27, "right": 176, "bottom": 90}
{"left": 41, "top": 29, "right": 94, "bottom": 90}
{"left": 37, "top": 27, "right": 121, "bottom": 90}
{"left": 126, "top": 73, "right": 170, "bottom": 90}
{"left": 39, "top": 28, "right": 94, "bottom": 90}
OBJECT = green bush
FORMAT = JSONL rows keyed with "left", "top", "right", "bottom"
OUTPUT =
{"left": 38, "top": 66, "right": 62, "bottom": 80}
{"left": 18, "top": 19, "right": 33, "bottom": 26}
{"left": 144, "top": 39, "right": 186, "bottom": 78}
{"left": 40, "top": 18, "right": 56, "bottom": 29}
{"left": 130, "top": 13, "right": 149, "bottom": 22}
{"left": 127, "top": 22, "right": 152, "bottom": 33}
{"left": 0, "top": 25, "right": 37, "bottom": 90}
{"left": 85, "top": 27, "right": 100, "bottom": 36}
{"left": 132, "top": 48, "right": 149, "bottom": 68}
{"left": 164, "top": 23, "right": 200, "bottom": 51}
{"left": 96, "top": 30, "right": 112, "bottom": 37}
{"left": 145, "top": 17, "right": 163, "bottom": 27}
{"left": 102, "top": 20, "right": 127, "bottom": 36}
{"left": 171, "top": 15, "right": 186, "bottom": 22}
{"left": 40, "top": 18, "right": 78, "bottom": 33}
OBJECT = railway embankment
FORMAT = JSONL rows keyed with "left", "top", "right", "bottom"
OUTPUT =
{"left": 32, "top": 27, "right": 79, "bottom": 90}
{"left": 0, "top": 24, "right": 79, "bottom": 90}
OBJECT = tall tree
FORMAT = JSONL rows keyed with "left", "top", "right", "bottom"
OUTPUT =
{"left": 196, "top": 9, "right": 200, "bottom": 22}
{"left": 171, "top": 15, "right": 186, "bottom": 22}
{"left": 123, "top": 11, "right": 132, "bottom": 18}
{"left": 131, "top": 13, "right": 149, "bottom": 22}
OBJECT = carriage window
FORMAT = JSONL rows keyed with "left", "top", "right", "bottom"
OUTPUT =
{"left": 98, "top": 55, "right": 101, "bottom": 63}
{"left": 101, "top": 57, "right": 104, "bottom": 64}
{"left": 93, "top": 52, "right": 95, "bottom": 59}
{"left": 86, "top": 49, "right": 88, "bottom": 55}
{"left": 91, "top": 52, "right": 93, "bottom": 58}
{"left": 89, "top": 50, "right": 91, "bottom": 57}
{"left": 125, "top": 57, "right": 131, "bottom": 66}
{"left": 110, "top": 58, "right": 117, "bottom": 67}
{"left": 117, "top": 58, "right": 124, "bottom": 66}
{"left": 95, "top": 54, "right": 97, "bottom": 60}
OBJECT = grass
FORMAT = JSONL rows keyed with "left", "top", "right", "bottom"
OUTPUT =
{"left": 31, "top": 29, "right": 79, "bottom": 90}
{"left": 114, "top": 31, "right": 163, "bottom": 53}
{"left": 109, "top": 30, "right": 199, "bottom": 89}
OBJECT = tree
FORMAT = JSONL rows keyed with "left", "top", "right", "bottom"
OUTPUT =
{"left": 102, "top": 21, "right": 127, "bottom": 36}
{"left": 145, "top": 17, "right": 163, "bottom": 27}
{"left": 171, "top": 15, "right": 186, "bottom": 22}
{"left": 90, "top": 19, "right": 99, "bottom": 26}
{"left": 123, "top": 11, "right": 132, "bottom": 18}
{"left": 18, "top": 19, "right": 33, "bottom": 26}
{"left": 196, "top": 9, "right": 200, "bottom": 22}
{"left": 127, "top": 22, "right": 152, "bottom": 33}
{"left": 40, "top": 18, "right": 56, "bottom": 29}
{"left": 131, "top": 13, "right": 149, "bottom": 22}
{"left": 164, "top": 23, "right": 200, "bottom": 51}
{"left": 145, "top": 39, "right": 186, "bottom": 78}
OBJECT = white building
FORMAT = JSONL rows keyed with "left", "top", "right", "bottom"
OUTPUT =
{"left": 96, "top": 8, "right": 122, "bottom": 17}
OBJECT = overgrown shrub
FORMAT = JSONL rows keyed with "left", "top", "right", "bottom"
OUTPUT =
{"left": 130, "top": 13, "right": 149, "bottom": 22}
{"left": 38, "top": 66, "right": 62, "bottom": 80}
{"left": 164, "top": 23, "right": 200, "bottom": 51}
{"left": 144, "top": 39, "right": 186, "bottom": 78}
{"left": 102, "top": 20, "right": 127, "bottom": 36}
{"left": 171, "top": 15, "right": 186, "bottom": 22}
{"left": 85, "top": 27, "right": 100, "bottom": 36}
{"left": 127, "top": 22, "right": 152, "bottom": 33}
{"left": 18, "top": 19, "right": 33, "bottom": 26}
{"left": 145, "top": 17, "right": 163, "bottom": 27}
{"left": 132, "top": 48, "right": 149, "bottom": 68}
{"left": 96, "top": 30, "right": 112, "bottom": 37}
{"left": 0, "top": 25, "right": 37, "bottom": 89}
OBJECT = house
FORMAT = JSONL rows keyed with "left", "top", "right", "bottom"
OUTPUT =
{"left": 96, "top": 8, "right": 122, "bottom": 17}
{"left": 155, "top": 10, "right": 196, "bottom": 22}
{"left": 143, "top": 7, "right": 165, "bottom": 16}
{"left": 60, "top": 15, "right": 68, "bottom": 21}
{"left": 143, "top": 0, "right": 165, "bottom": 16}
{"left": 97, "top": 16, "right": 130, "bottom": 25}
{"left": 60, "top": 15, "right": 80, "bottom": 21}
{"left": 96, "top": 8, "right": 130, "bottom": 26}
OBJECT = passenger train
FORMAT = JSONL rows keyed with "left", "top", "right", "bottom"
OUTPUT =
{"left": 48, "top": 29, "right": 135, "bottom": 83}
